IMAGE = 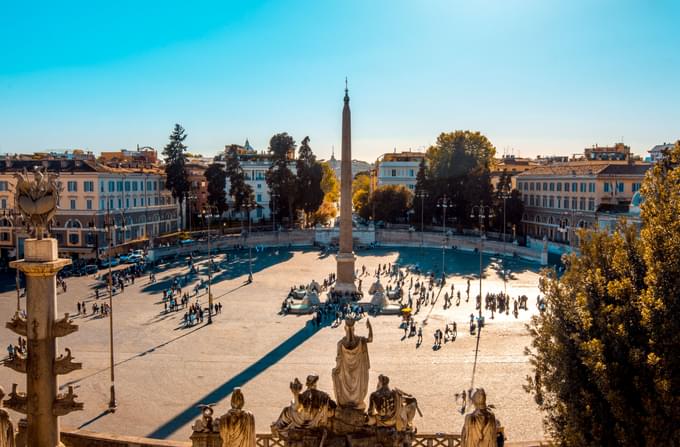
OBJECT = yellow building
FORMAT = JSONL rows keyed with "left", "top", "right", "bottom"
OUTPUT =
{"left": 516, "top": 162, "right": 650, "bottom": 244}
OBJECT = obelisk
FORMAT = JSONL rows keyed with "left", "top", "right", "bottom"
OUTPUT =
{"left": 335, "top": 81, "right": 357, "bottom": 294}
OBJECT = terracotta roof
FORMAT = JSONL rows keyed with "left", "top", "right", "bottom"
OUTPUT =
{"left": 517, "top": 162, "right": 650, "bottom": 177}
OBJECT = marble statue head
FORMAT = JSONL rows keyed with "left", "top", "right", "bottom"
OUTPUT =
{"left": 377, "top": 374, "right": 390, "bottom": 389}
{"left": 231, "top": 388, "right": 245, "bottom": 410}
{"left": 306, "top": 374, "right": 319, "bottom": 388}
{"left": 471, "top": 388, "right": 487, "bottom": 410}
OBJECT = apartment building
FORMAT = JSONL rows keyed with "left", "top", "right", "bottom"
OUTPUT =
{"left": 0, "top": 152, "right": 179, "bottom": 261}
{"left": 516, "top": 162, "right": 650, "bottom": 243}
{"left": 372, "top": 150, "right": 426, "bottom": 192}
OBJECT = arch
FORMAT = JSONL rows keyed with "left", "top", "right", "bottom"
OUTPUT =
{"left": 65, "top": 219, "right": 83, "bottom": 229}
{"left": 534, "top": 215, "right": 541, "bottom": 223}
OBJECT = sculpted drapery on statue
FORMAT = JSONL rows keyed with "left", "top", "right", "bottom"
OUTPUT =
{"left": 332, "top": 318, "right": 372, "bottom": 409}
{"left": 271, "top": 375, "right": 336, "bottom": 435}
{"left": 461, "top": 388, "right": 498, "bottom": 447}
{"left": 218, "top": 388, "right": 256, "bottom": 447}
{"left": 367, "top": 375, "right": 421, "bottom": 431}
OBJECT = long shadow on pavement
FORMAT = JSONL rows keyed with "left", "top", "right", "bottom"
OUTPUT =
{"left": 147, "top": 319, "right": 326, "bottom": 439}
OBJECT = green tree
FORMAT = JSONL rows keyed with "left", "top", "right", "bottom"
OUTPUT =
{"left": 352, "top": 173, "right": 371, "bottom": 219}
{"left": 225, "top": 144, "right": 254, "bottom": 215}
{"left": 525, "top": 141, "right": 680, "bottom": 446}
{"left": 266, "top": 133, "right": 297, "bottom": 224}
{"left": 413, "top": 157, "right": 432, "bottom": 227}
{"left": 295, "top": 136, "right": 324, "bottom": 226}
{"left": 425, "top": 130, "right": 495, "bottom": 226}
{"left": 204, "top": 163, "right": 228, "bottom": 215}
{"left": 367, "top": 185, "right": 413, "bottom": 223}
{"left": 162, "top": 124, "right": 190, "bottom": 228}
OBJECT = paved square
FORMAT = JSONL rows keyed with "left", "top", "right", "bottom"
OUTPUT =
{"left": 0, "top": 246, "right": 546, "bottom": 442}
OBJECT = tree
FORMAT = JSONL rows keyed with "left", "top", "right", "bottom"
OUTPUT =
{"left": 492, "top": 170, "right": 522, "bottom": 234}
{"left": 310, "top": 200, "right": 337, "bottom": 226}
{"left": 266, "top": 133, "right": 297, "bottom": 224}
{"left": 367, "top": 185, "right": 413, "bottom": 223}
{"left": 413, "top": 157, "right": 432, "bottom": 227}
{"left": 352, "top": 173, "right": 371, "bottom": 219}
{"left": 525, "top": 141, "right": 680, "bottom": 446}
{"left": 320, "top": 161, "right": 339, "bottom": 203}
{"left": 425, "top": 130, "right": 495, "bottom": 226}
{"left": 163, "top": 124, "right": 190, "bottom": 228}
{"left": 295, "top": 136, "right": 324, "bottom": 226}
{"left": 225, "top": 144, "right": 254, "bottom": 215}
{"left": 204, "top": 163, "right": 228, "bottom": 215}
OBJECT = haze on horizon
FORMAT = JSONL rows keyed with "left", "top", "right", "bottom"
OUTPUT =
{"left": 1, "top": 0, "right": 679, "bottom": 162}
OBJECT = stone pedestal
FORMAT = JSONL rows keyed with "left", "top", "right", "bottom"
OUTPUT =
{"left": 335, "top": 253, "right": 357, "bottom": 294}
{"left": 9, "top": 238, "right": 74, "bottom": 447}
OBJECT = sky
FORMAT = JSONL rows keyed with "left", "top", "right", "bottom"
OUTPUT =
{"left": 1, "top": 0, "right": 679, "bottom": 161}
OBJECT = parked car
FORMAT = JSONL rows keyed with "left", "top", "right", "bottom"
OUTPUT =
{"left": 99, "top": 258, "right": 120, "bottom": 268}
{"left": 127, "top": 254, "right": 143, "bottom": 264}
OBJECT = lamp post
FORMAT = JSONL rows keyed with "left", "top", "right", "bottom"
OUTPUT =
{"left": 271, "top": 191, "right": 279, "bottom": 232}
{"left": 437, "top": 195, "right": 452, "bottom": 276}
{"left": 244, "top": 201, "right": 257, "bottom": 282}
{"left": 500, "top": 192, "right": 510, "bottom": 300}
{"left": 103, "top": 205, "right": 123, "bottom": 412}
{"left": 470, "top": 202, "right": 494, "bottom": 321}
{"left": 201, "top": 207, "right": 215, "bottom": 324}
{"left": 415, "top": 191, "right": 428, "bottom": 253}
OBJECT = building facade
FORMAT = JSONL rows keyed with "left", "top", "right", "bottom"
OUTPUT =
{"left": 373, "top": 151, "right": 426, "bottom": 192}
{"left": 517, "top": 162, "right": 650, "bottom": 244}
{"left": 0, "top": 153, "right": 180, "bottom": 262}
{"left": 648, "top": 142, "right": 675, "bottom": 163}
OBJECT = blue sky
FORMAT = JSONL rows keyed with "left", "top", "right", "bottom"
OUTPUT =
{"left": 1, "top": 0, "right": 679, "bottom": 161}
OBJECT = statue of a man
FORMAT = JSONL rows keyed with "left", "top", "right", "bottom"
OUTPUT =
{"left": 367, "top": 375, "right": 421, "bottom": 431}
{"left": 272, "top": 375, "right": 336, "bottom": 436}
{"left": 0, "top": 387, "right": 15, "bottom": 447}
{"left": 461, "top": 388, "right": 497, "bottom": 447}
{"left": 218, "top": 388, "right": 255, "bottom": 447}
{"left": 332, "top": 318, "right": 372, "bottom": 409}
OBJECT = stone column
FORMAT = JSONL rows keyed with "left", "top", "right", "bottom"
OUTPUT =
{"left": 8, "top": 238, "right": 82, "bottom": 447}
{"left": 336, "top": 85, "right": 357, "bottom": 294}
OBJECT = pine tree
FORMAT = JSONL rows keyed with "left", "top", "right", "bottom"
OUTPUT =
{"left": 266, "top": 133, "right": 297, "bottom": 224}
{"left": 295, "top": 136, "right": 324, "bottom": 226}
{"left": 204, "top": 163, "right": 228, "bottom": 215}
{"left": 162, "top": 124, "right": 189, "bottom": 228}
{"left": 225, "top": 145, "right": 253, "bottom": 214}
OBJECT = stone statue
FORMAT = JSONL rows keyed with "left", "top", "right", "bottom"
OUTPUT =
{"left": 461, "top": 388, "right": 497, "bottom": 447}
{"left": 14, "top": 168, "right": 60, "bottom": 239}
{"left": 332, "top": 318, "right": 372, "bottom": 409}
{"left": 272, "top": 375, "right": 336, "bottom": 436}
{"left": 218, "top": 388, "right": 255, "bottom": 447}
{"left": 367, "top": 375, "right": 421, "bottom": 431}
{"left": 0, "top": 387, "right": 15, "bottom": 447}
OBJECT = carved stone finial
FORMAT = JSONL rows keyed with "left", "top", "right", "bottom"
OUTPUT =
{"left": 14, "top": 168, "right": 60, "bottom": 240}
{"left": 53, "top": 385, "right": 84, "bottom": 416}
{"left": 5, "top": 312, "right": 27, "bottom": 337}
{"left": 4, "top": 384, "right": 27, "bottom": 415}
{"left": 54, "top": 348, "right": 82, "bottom": 375}
{"left": 53, "top": 313, "right": 78, "bottom": 338}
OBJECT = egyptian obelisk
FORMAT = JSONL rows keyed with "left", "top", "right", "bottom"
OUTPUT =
{"left": 335, "top": 81, "right": 357, "bottom": 294}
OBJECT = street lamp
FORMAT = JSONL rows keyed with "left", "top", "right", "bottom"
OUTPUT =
{"left": 415, "top": 191, "right": 428, "bottom": 253}
{"left": 243, "top": 200, "right": 257, "bottom": 283}
{"left": 201, "top": 207, "right": 215, "bottom": 324}
{"left": 270, "top": 191, "right": 279, "bottom": 233}
{"left": 470, "top": 202, "right": 494, "bottom": 321}
{"left": 437, "top": 195, "right": 452, "bottom": 276}
{"left": 103, "top": 205, "right": 124, "bottom": 412}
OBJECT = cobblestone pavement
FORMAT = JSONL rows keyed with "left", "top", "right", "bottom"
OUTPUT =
{"left": 0, "top": 246, "right": 547, "bottom": 442}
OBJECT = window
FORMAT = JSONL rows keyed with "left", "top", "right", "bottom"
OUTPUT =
{"left": 564, "top": 196, "right": 569, "bottom": 209}
{"left": 109, "top": 181, "right": 115, "bottom": 192}
{"left": 140, "top": 181, "right": 144, "bottom": 191}
{"left": 564, "top": 182, "right": 569, "bottom": 192}
{"left": 126, "top": 198, "right": 130, "bottom": 208}
{"left": 133, "top": 198, "right": 137, "bottom": 207}
{"left": 588, "top": 198, "right": 595, "bottom": 211}
{"left": 543, "top": 182, "right": 548, "bottom": 191}
{"left": 556, "top": 182, "right": 562, "bottom": 192}
{"left": 67, "top": 181, "right": 77, "bottom": 192}
{"left": 141, "top": 198, "right": 144, "bottom": 206}
{"left": 257, "top": 184, "right": 262, "bottom": 189}
{"left": 84, "top": 181, "right": 94, "bottom": 192}
{"left": 549, "top": 196, "right": 554, "bottom": 208}
{"left": 529, "top": 195, "right": 534, "bottom": 206}
{"left": 579, "top": 197, "right": 586, "bottom": 210}
{"left": 530, "top": 182, "right": 534, "bottom": 191}
{"left": 604, "top": 183, "right": 610, "bottom": 193}
{"left": 632, "top": 183, "right": 641, "bottom": 192}
{"left": 0, "top": 181, "right": 8, "bottom": 191}
{"left": 99, "top": 181, "right": 105, "bottom": 193}
{"left": 118, "top": 199, "right": 122, "bottom": 209}
{"left": 132, "top": 182, "right": 138, "bottom": 192}
{"left": 125, "top": 181, "right": 130, "bottom": 191}
{"left": 589, "top": 183, "right": 595, "bottom": 193}
{"left": 536, "top": 183, "right": 541, "bottom": 191}
{"left": 571, "top": 182, "right": 577, "bottom": 192}
{"left": 580, "top": 183, "right": 586, "bottom": 193}
{"left": 409, "top": 169, "right": 414, "bottom": 177}
{"left": 86, "top": 199, "right": 92, "bottom": 210}
{"left": 117, "top": 181, "right": 123, "bottom": 192}
{"left": 542, "top": 196, "right": 547, "bottom": 207}
{"left": 69, "top": 233, "right": 80, "bottom": 245}
{"left": 256, "top": 194, "right": 262, "bottom": 202}
{"left": 109, "top": 199, "right": 114, "bottom": 209}
{"left": 100, "top": 199, "right": 105, "bottom": 210}
{"left": 155, "top": 197, "right": 159, "bottom": 206}
{"left": 70, "top": 199, "right": 76, "bottom": 210}
{"left": 557, "top": 197, "right": 562, "bottom": 208}
{"left": 572, "top": 197, "right": 577, "bottom": 209}
{"left": 617, "top": 182, "right": 624, "bottom": 193}
{"left": 1, "top": 199, "right": 6, "bottom": 209}
{"left": 391, "top": 169, "right": 396, "bottom": 177}
{"left": 549, "top": 183, "right": 555, "bottom": 191}
{"left": 147, "top": 181, "right": 153, "bottom": 191}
